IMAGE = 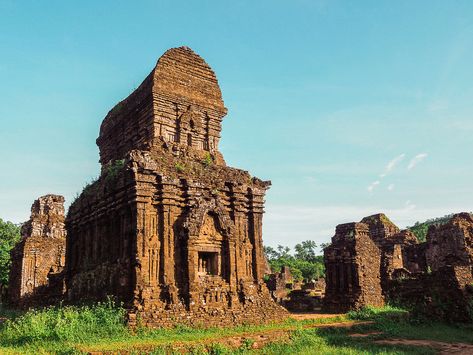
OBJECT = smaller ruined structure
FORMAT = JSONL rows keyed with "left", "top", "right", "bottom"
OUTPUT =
{"left": 324, "top": 222, "right": 384, "bottom": 312}
{"left": 324, "top": 212, "right": 473, "bottom": 321}
{"left": 266, "top": 266, "right": 293, "bottom": 303}
{"left": 9, "top": 195, "right": 66, "bottom": 307}
{"left": 426, "top": 213, "right": 473, "bottom": 272}
{"left": 266, "top": 266, "right": 293, "bottom": 292}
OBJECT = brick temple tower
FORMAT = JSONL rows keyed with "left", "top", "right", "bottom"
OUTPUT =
{"left": 9, "top": 194, "right": 66, "bottom": 307}
{"left": 66, "top": 47, "right": 286, "bottom": 327}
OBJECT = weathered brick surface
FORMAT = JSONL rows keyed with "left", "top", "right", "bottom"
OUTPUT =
{"left": 324, "top": 222, "right": 384, "bottom": 312}
{"left": 9, "top": 195, "right": 66, "bottom": 307}
{"left": 66, "top": 47, "right": 287, "bottom": 327}
{"left": 426, "top": 212, "right": 473, "bottom": 271}
{"left": 325, "top": 213, "right": 473, "bottom": 320}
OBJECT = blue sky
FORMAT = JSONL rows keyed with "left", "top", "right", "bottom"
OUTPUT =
{"left": 1, "top": 1, "right": 472, "bottom": 250}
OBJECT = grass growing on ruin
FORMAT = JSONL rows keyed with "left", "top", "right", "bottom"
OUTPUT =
{"left": 1, "top": 303, "right": 473, "bottom": 354}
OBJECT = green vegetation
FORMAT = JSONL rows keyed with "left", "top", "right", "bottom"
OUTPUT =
{"left": 71, "top": 159, "right": 126, "bottom": 206}
{"left": 202, "top": 152, "right": 213, "bottom": 167}
{"left": 407, "top": 214, "right": 454, "bottom": 242}
{"left": 0, "top": 299, "right": 126, "bottom": 346}
{"left": 0, "top": 219, "right": 21, "bottom": 287}
{"left": 406, "top": 213, "right": 473, "bottom": 242}
{"left": 347, "top": 305, "right": 473, "bottom": 346}
{"left": 264, "top": 241, "right": 325, "bottom": 281}
{"left": 175, "top": 161, "right": 186, "bottom": 173}
{"left": 2, "top": 303, "right": 472, "bottom": 354}
{"left": 105, "top": 159, "right": 125, "bottom": 181}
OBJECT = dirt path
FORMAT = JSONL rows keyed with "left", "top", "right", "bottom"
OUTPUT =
{"left": 288, "top": 312, "right": 345, "bottom": 321}
{"left": 375, "top": 339, "right": 473, "bottom": 354}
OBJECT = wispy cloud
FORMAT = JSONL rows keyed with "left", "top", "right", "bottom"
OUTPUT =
{"left": 408, "top": 153, "right": 428, "bottom": 170}
{"left": 405, "top": 200, "right": 416, "bottom": 210}
{"left": 367, "top": 154, "right": 404, "bottom": 193}
{"left": 387, "top": 184, "right": 395, "bottom": 191}
{"left": 367, "top": 180, "right": 380, "bottom": 193}
{"left": 380, "top": 154, "right": 405, "bottom": 177}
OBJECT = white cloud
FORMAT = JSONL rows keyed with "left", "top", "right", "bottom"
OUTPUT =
{"left": 387, "top": 184, "right": 395, "bottom": 191}
{"left": 405, "top": 200, "right": 416, "bottom": 210}
{"left": 380, "top": 154, "right": 405, "bottom": 177}
{"left": 408, "top": 153, "right": 428, "bottom": 170}
{"left": 367, "top": 180, "right": 380, "bottom": 193}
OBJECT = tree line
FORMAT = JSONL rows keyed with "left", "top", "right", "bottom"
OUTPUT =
{"left": 0, "top": 219, "right": 21, "bottom": 290}
{"left": 264, "top": 240, "right": 325, "bottom": 282}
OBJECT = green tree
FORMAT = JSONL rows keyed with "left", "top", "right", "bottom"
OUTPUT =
{"left": 294, "top": 240, "right": 318, "bottom": 263}
{"left": 0, "top": 219, "right": 21, "bottom": 286}
{"left": 264, "top": 241, "right": 325, "bottom": 282}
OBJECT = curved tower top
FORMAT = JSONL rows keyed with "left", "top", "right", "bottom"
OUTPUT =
{"left": 97, "top": 47, "right": 228, "bottom": 166}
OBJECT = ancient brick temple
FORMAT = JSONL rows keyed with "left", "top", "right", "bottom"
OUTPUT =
{"left": 324, "top": 213, "right": 473, "bottom": 321}
{"left": 9, "top": 195, "right": 66, "bottom": 307}
{"left": 66, "top": 47, "right": 286, "bottom": 327}
{"left": 324, "top": 221, "right": 384, "bottom": 312}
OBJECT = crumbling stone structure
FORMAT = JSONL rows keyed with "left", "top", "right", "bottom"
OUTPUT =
{"left": 9, "top": 195, "right": 66, "bottom": 307}
{"left": 266, "top": 266, "right": 293, "bottom": 293}
{"left": 266, "top": 266, "right": 293, "bottom": 303}
{"left": 324, "top": 222, "right": 384, "bottom": 312}
{"left": 65, "top": 47, "right": 287, "bottom": 327}
{"left": 426, "top": 212, "right": 473, "bottom": 272}
{"left": 324, "top": 212, "right": 473, "bottom": 321}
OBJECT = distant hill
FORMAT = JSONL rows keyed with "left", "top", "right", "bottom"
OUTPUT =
{"left": 407, "top": 213, "right": 471, "bottom": 242}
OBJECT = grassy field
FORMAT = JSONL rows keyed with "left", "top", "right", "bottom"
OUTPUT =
{"left": 1, "top": 301, "right": 473, "bottom": 354}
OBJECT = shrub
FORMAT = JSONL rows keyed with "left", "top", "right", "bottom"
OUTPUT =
{"left": 106, "top": 159, "right": 125, "bottom": 180}
{"left": 175, "top": 162, "right": 186, "bottom": 173}
{"left": 202, "top": 152, "right": 213, "bottom": 167}
{"left": 347, "top": 305, "right": 409, "bottom": 322}
{"left": 0, "top": 298, "right": 127, "bottom": 346}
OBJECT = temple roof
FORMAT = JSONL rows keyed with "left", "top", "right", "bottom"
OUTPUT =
{"left": 99, "top": 46, "right": 226, "bottom": 136}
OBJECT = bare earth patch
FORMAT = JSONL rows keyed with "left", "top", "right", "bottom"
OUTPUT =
{"left": 289, "top": 312, "right": 345, "bottom": 321}
{"left": 375, "top": 339, "right": 473, "bottom": 354}
{"left": 349, "top": 331, "right": 383, "bottom": 338}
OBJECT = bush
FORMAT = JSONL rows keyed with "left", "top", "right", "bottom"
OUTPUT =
{"left": 202, "top": 152, "right": 213, "bottom": 167}
{"left": 0, "top": 298, "right": 127, "bottom": 346}
{"left": 175, "top": 162, "right": 186, "bottom": 173}
{"left": 347, "top": 305, "right": 409, "bottom": 322}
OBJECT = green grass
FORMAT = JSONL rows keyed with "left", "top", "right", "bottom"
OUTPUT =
{"left": 1, "top": 303, "right": 472, "bottom": 354}
{"left": 348, "top": 305, "right": 473, "bottom": 345}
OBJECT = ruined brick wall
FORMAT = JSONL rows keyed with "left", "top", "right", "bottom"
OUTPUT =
{"left": 66, "top": 47, "right": 287, "bottom": 327}
{"left": 384, "top": 213, "right": 473, "bottom": 322}
{"left": 426, "top": 213, "right": 473, "bottom": 272}
{"left": 388, "top": 265, "right": 473, "bottom": 322}
{"left": 402, "top": 242, "right": 428, "bottom": 274}
{"left": 324, "top": 222, "right": 384, "bottom": 312}
{"left": 266, "top": 266, "right": 293, "bottom": 292}
{"left": 358, "top": 214, "right": 424, "bottom": 296}
{"left": 360, "top": 214, "right": 400, "bottom": 247}
{"left": 9, "top": 195, "right": 66, "bottom": 307}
